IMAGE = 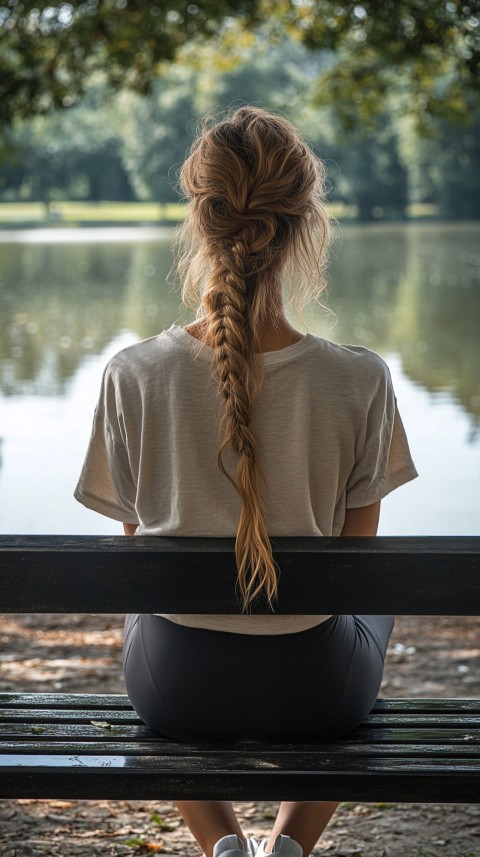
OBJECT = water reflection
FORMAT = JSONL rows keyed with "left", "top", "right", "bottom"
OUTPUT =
{"left": 308, "top": 224, "right": 480, "bottom": 436}
{"left": 0, "top": 237, "right": 181, "bottom": 396}
{"left": 394, "top": 226, "right": 480, "bottom": 438}
{"left": 1, "top": 224, "right": 479, "bottom": 434}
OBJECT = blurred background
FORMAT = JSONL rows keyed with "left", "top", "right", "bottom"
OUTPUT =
{"left": 0, "top": 0, "right": 479, "bottom": 535}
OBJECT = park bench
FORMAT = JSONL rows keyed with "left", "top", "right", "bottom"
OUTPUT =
{"left": 0, "top": 535, "right": 479, "bottom": 804}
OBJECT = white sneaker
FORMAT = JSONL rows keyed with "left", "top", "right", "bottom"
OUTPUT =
{"left": 248, "top": 838, "right": 261, "bottom": 857}
{"left": 255, "top": 835, "right": 303, "bottom": 857}
{"left": 213, "top": 835, "right": 250, "bottom": 857}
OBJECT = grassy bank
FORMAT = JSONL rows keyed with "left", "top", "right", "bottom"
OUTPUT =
{"left": 0, "top": 201, "right": 186, "bottom": 226}
{"left": 0, "top": 200, "right": 439, "bottom": 226}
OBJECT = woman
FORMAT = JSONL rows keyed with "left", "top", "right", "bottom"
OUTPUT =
{"left": 75, "top": 107, "right": 417, "bottom": 857}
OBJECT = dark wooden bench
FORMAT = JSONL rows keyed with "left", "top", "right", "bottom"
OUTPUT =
{"left": 1, "top": 535, "right": 479, "bottom": 804}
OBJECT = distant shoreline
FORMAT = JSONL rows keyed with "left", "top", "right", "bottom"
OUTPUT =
{"left": 1, "top": 219, "right": 478, "bottom": 243}
{"left": 0, "top": 200, "right": 450, "bottom": 228}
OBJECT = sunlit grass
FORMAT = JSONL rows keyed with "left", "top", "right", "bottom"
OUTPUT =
{"left": 0, "top": 201, "right": 186, "bottom": 224}
{"left": 0, "top": 200, "right": 438, "bottom": 225}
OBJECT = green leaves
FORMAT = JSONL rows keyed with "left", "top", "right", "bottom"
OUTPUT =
{"left": 2, "top": 0, "right": 479, "bottom": 138}
{"left": 0, "top": 0, "right": 262, "bottom": 131}
{"left": 150, "top": 811, "right": 176, "bottom": 830}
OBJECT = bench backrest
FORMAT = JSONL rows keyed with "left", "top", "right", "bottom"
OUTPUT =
{"left": 1, "top": 535, "right": 479, "bottom": 615}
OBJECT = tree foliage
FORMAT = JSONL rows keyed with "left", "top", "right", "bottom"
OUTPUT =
{"left": 0, "top": 0, "right": 260, "bottom": 129}
{"left": 5, "top": 30, "right": 478, "bottom": 220}
{"left": 302, "top": 0, "right": 480, "bottom": 132}
{"left": 1, "top": 0, "right": 479, "bottom": 141}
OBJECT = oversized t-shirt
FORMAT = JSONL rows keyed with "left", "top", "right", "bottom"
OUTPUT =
{"left": 74, "top": 324, "right": 417, "bottom": 633}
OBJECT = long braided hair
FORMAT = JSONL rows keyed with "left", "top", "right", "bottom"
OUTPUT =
{"left": 177, "top": 107, "right": 330, "bottom": 608}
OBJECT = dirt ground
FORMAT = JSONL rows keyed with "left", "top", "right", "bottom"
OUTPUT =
{"left": 0, "top": 613, "right": 479, "bottom": 857}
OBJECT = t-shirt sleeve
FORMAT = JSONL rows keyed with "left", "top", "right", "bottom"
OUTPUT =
{"left": 74, "top": 363, "right": 139, "bottom": 524}
{"left": 346, "top": 365, "right": 418, "bottom": 509}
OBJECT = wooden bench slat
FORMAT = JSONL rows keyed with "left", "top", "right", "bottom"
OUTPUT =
{"left": 363, "top": 714, "right": 480, "bottom": 727}
{"left": 2, "top": 753, "right": 479, "bottom": 776}
{"left": 2, "top": 740, "right": 479, "bottom": 757}
{"left": 345, "top": 727, "right": 480, "bottom": 744}
{"left": 0, "top": 692, "right": 133, "bottom": 710}
{"left": 2, "top": 708, "right": 479, "bottom": 730}
{"left": 2, "top": 694, "right": 479, "bottom": 714}
{"left": 0, "top": 708, "right": 140, "bottom": 723}
{"left": 2, "top": 692, "right": 479, "bottom": 714}
{"left": 0, "top": 724, "right": 480, "bottom": 753}
{"left": 2, "top": 535, "right": 479, "bottom": 614}
{"left": 2, "top": 724, "right": 479, "bottom": 746}
{"left": 0, "top": 724, "right": 152, "bottom": 739}
{"left": 372, "top": 698, "right": 480, "bottom": 713}
{"left": 0, "top": 776, "right": 473, "bottom": 803}
{"left": 1, "top": 754, "right": 477, "bottom": 802}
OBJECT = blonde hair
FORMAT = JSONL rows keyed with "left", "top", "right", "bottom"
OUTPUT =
{"left": 176, "top": 106, "right": 330, "bottom": 608}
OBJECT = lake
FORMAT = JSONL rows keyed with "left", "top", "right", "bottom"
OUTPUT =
{"left": 0, "top": 222, "right": 479, "bottom": 536}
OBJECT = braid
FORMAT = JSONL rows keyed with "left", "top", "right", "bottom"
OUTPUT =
{"left": 205, "top": 236, "right": 277, "bottom": 607}
{"left": 176, "top": 106, "right": 331, "bottom": 608}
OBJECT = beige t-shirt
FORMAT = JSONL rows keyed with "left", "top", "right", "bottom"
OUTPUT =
{"left": 75, "top": 324, "right": 417, "bottom": 634}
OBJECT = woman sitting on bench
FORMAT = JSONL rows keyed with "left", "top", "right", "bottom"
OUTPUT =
{"left": 75, "top": 107, "right": 417, "bottom": 857}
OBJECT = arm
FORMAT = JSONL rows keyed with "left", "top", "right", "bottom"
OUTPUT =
{"left": 123, "top": 523, "right": 138, "bottom": 536}
{"left": 340, "top": 501, "right": 381, "bottom": 536}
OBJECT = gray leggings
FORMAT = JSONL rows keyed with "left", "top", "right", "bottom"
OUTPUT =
{"left": 123, "top": 613, "right": 394, "bottom": 742}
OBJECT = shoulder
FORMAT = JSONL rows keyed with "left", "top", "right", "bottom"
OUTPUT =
{"left": 103, "top": 328, "right": 181, "bottom": 385}
{"left": 307, "top": 335, "right": 391, "bottom": 389}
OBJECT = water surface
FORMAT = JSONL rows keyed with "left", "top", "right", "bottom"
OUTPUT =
{"left": 0, "top": 223, "right": 478, "bottom": 535}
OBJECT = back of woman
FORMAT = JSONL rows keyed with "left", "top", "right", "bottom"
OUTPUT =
{"left": 75, "top": 106, "right": 417, "bottom": 857}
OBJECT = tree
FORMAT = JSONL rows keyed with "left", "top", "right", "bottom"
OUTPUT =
{"left": 332, "top": 118, "right": 409, "bottom": 221}
{"left": 431, "top": 110, "right": 480, "bottom": 218}
{"left": 299, "top": 0, "right": 480, "bottom": 131}
{"left": 2, "top": 17, "right": 477, "bottom": 218}
{"left": 118, "top": 72, "right": 199, "bottom": 204}
{"left": 0, "top": 82, "right": 135, "bottom": 205}
{"left": 1, "top": 0, "right": 479, "bottom": 147}
{"left": 0, "top": 0, "right": 261, "bottom": 143}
